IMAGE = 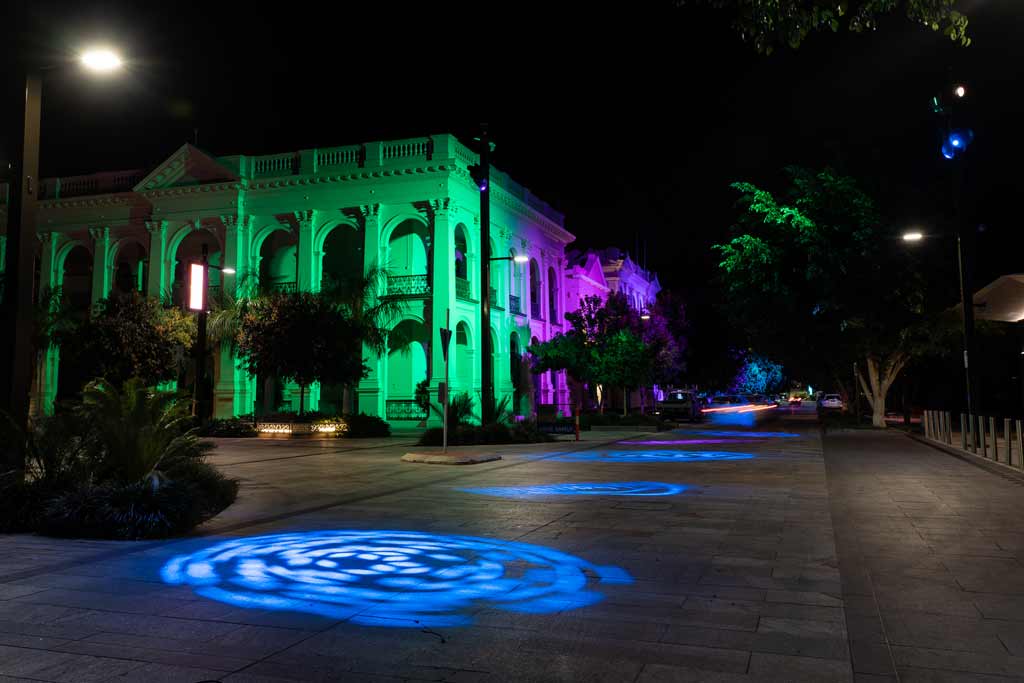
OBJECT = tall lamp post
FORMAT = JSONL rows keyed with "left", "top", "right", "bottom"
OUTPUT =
{"left": 187, "top": 243, "right": 234, "bottom": 420}
{"left": 905, "top": 81, "right": 977, "bottom": 417}
{"left": 1, "top": 48, "right": 123, "bottom": 432}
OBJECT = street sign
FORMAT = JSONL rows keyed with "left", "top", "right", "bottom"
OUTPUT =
{"left": 440, "top": 327, "right": 452, "bottom": 362}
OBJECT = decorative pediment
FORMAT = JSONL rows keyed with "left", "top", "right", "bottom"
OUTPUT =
{"left": 133, "top": 143, "right": 239, "bottom": 192}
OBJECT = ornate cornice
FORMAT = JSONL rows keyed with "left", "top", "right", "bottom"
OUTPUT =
{"left": 88, "top": 226, "right": 109, "bottom": 243}
{"left": 140, "top": 182, "right": 242, "bottom": 199}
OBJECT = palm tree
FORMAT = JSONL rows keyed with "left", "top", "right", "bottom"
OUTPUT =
{"left": 320, "top": 262, "right": 404, "bottom": 414}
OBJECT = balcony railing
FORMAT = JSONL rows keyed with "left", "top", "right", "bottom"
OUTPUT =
{"left": 268, "top": 281, "right": 297, "bottom": 294}
{"left": 455, "top": 277, "right": 472, "bottom": 301}
{"left": 386, "top": 400, "right": 428, "bottom": 421}
{"left": 489, "top": 287, "right": 503, "bottom": 310}
{"left": 509, "top": 294, "right": 523, "bottom": 316}
{"left": 386, "top": 274, "right": 430, "bottom": 298}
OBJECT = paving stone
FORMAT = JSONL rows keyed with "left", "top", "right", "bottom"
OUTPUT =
{"left": 747, "top": 652, "right": 853, "bottom": 682}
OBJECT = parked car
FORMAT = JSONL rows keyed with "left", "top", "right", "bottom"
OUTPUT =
{"left": 818, "top": 393, "right": 844, "bottom": 411}
{"left": 656, "top": 389, "right": 701, "bottom": 422}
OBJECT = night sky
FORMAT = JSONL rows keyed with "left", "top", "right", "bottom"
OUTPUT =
{"left": 4, "top": 0, "right": 1022, "bottom": 315}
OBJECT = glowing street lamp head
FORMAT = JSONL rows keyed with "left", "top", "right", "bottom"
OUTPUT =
{"left": 640, "top": 314, "right": 651, "bottom": 320}
{"left": 188, "top": 263, "right": 206, "bottom": 311}
{"left": 221, "top": 267, "right": 236, "bottom": 274}
{"left": 513, "top": 254, "right": 529, "bottom": 264}
{"left": 902, "top": 231, "right": 924, "bottom": 243}
{"left": 954, "top": 84, "right": 967, "bottom": 99}
{"left": 80, "top": 48, "right": 123, "bottom": 73}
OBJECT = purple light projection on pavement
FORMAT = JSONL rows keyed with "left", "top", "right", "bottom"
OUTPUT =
{"left": 619, "top": 439, "right": 764, "bottom": 446}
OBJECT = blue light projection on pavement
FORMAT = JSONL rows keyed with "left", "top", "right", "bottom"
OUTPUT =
{"left": 674, "top": 430, "right": 799, "bottom": 439}
{"left": 161, "top": 530, "right": 631, "bottom": 628}
{"left": 546, "top": 451, "right": 755, "bottom": 463}
{"left": 459, "top": 482, "right": 687, "bottom": 498}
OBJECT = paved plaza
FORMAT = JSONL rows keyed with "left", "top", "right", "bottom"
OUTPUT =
{"left": 1, "top": 415, "right": 1024, "bottom": 681}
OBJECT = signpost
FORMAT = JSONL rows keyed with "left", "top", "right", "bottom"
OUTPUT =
{"left": 439, "top": 309, "right": 452, "bottom": 453}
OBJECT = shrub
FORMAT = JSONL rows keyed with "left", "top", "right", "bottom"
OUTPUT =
{"left": 198, "top": 418, "right": 257, "bottom": 438}
{"left": 418, "top": 421, "right": 554, "bottom": 446}
{"left": 343, "top": 412, "right": 390, "bottom": 438}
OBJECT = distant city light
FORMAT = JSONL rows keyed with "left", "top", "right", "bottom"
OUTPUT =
{"left": 80, "top": 48, "right": 123, "bottom": 72}
{"left": 902, "top": 231, "right": 924, "bottom": 242}
{"left": 188, "top": 263, "right": 205, "bottom": 311}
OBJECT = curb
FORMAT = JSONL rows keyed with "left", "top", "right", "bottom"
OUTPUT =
{"left": 906, "top": 432, "right": 1024, "bottom": 485}
{"left": 401, "top": 452, "right": 503, "bottom": 465}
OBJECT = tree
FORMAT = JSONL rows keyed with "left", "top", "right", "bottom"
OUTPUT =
{"left": 682, "top": 0, "right": 970, "bottom": 54}
{"left": 531, "top": 293, "right": 677, "bottom": 415}
{"left": 235, "top": 292, "right": 367, "bottom": 414}
{"left": 54, "top": 293, "right": 195, "bottom": 390}
{"left": 713, "top": 167, "right": 945, "bottom": 427}
{"left": 731, "top": 353, "right": 784, "bottom": 395}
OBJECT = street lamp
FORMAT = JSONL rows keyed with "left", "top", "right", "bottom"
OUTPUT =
{"left": 1, "top": 46, "right": 124, "bottom": 433}
{"left": 188, "top": 247, "right": 233, "bottom": 420}
{"left": 80, "top": 48, "right": 123, "bottom": 73}
{"left": 902, "top": 231, "right": 924, "bottom": 243}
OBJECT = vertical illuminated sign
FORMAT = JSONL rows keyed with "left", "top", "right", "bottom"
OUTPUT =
{"left": 188, "top": 263, "right": 205, "bottom": 311}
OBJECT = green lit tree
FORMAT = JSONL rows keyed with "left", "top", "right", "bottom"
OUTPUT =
{"left": 681, "top": 0, "right": 969, "bottom": 54}
{"left": 54, "top": 292, "right": 196, "bottom": 390}
{"left": 235, "top": 292, "right": 367, "bottom": 414}
{"left": 713, "top": 167, "right": 947, "bottom": 427}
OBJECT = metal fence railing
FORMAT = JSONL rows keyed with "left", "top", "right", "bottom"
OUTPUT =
{"left": 923, "top": 409, "right": 1024, "bottom": 470}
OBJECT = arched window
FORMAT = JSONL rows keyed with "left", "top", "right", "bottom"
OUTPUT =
{"left": 456, "top": 321, "right": 472, "bottom": 389}
{"left": 454, "top": 225, "right": 469, "bottom": 281}
{"left": 529, "top": 259, "right": 541, "bottom": 319}
{"left": 547, "top": 266, "right": 558, "bottom": 320}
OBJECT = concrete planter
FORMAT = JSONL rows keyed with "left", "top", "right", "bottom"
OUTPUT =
{"left": 256, "top": 420, "right": 347, "bottom": 438}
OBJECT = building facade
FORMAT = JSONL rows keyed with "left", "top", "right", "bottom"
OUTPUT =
{"left": 0, "top": 134, "right": 576, "bottom": 423}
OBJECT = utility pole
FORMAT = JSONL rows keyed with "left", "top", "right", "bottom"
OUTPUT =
{"left": 478, "top": 124, "right": 494, "bottom": 425}
{"left": 0, "top": 69, "right": 41, "bottom": 436}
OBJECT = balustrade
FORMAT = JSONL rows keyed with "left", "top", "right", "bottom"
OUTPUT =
{"left": 455, "top": 277, "right": 472, "bottom": 301}
{"left": 386, "top": 400, "right": 428, "bottom": 421}
{"left": 509, "top": 294, "right": 523, "bottom": 316}
{"left": 386, "top": 274, "right": 430, "bottom": 298}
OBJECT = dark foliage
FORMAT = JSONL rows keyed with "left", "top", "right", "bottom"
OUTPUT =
{"left": 418, "top": 421, "right": 554, "bottom": 446}
{"left": 197, "top": 418, "right": 258, "bottom": 438}
{"left": 39, "top": 471, "right": 238, "bottom": 540}
{"left": 343, "top": 413, "right": 391, "bottom": 438}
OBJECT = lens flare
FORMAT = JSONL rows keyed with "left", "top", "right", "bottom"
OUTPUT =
{"left": 459, "top": 482, "right": 686, "bottom": 498}
{"left": 162, "top": 530, "right": 631, "bottom": 627}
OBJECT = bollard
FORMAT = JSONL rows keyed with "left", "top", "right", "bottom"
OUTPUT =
{"left": 925, "top": 410, "right": 932, "bottom": 439}
{"left": 1017, "top": 420, "right": 1023, "bottom": 470}
{"left": 978, "top": 416, "right": 987, "bottom": 459}
{"left": 1005, "top": 418, "right": 1012, "bottom": 466}
{"left": 991, "top": 417, "right": 998, "bottom": 463}
{"left": 946, "top": 411, "right": 953, "bottom": 444}
{"left": 968, "top": 414, "right": 976, "bottom": 453}
{"left": 961, "top": 414, "right": 968, "bottom": 450}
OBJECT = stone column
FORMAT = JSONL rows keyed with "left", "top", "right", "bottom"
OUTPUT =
{"left": 357, "top": 203, "right": 385, "bottom": 417}
{"left": 296, "top": 210, "right": 316, "bottom": 293}
{"left": 30, "top": 233, "right": 59, "bottom": 416}
{"left": 145, "top": 220, "right": 168, "bottom": 301}
{"left": 89, "top": 226, "right": 111, "bottom": 306}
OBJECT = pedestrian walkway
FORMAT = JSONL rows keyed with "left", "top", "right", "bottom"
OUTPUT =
{"left": 825, "top": 429, "right": 1024, "bottom": 679}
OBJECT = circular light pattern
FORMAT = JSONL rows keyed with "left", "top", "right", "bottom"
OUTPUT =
{"left": 547, "top": 450, "right": 754, "bottom": 463}
{"left": 620, "top": 439, "right": 763, "bottom": 445}
{"left": 161, "top": 530, "right": 631, "bottom": 628}
{"left": 459, "top": 481, "right": 686, "bottom": 498}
